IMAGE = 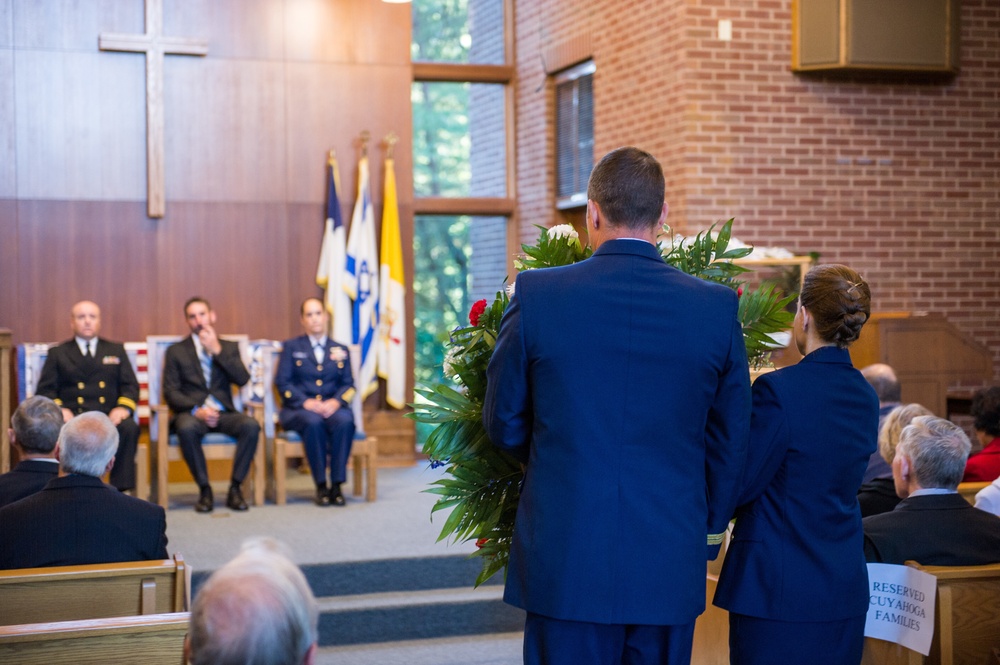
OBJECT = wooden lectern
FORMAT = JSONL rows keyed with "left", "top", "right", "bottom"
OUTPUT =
{"left": 849, "top": 313, "right": 994, "bottom": 416}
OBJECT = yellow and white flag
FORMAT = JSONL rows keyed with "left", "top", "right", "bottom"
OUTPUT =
{"left": 378, "top": 158, "right": 406, "bottom": 409}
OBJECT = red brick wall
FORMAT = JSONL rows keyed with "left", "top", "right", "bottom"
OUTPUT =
{"left": 514, "top": 0, "right": 1000, "bottom": 380}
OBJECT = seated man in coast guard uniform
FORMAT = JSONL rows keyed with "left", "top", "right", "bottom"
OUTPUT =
{"left": 275, "top": 297, "right": 356, "bottom": 506}
{"left": 35, "top": 300, "right": 140, "bottom": 492}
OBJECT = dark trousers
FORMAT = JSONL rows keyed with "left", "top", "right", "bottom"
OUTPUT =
{"left": 523, "top": 612, "right": 696, "bottom": 665}
{"left": 280, "top": 407, "right": 355, "bottom": 486}
{"left": 109, "top": 417, "right": 140, "bottom": 491}
{"left": 172, "top": 411, "right": 260, "bottom": 488}
{"left": 729, "top": 612, "right": 866, "bottom": 665}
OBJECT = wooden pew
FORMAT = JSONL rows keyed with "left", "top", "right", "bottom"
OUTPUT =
{"left": 862, "top": 560, "right": 1000, "bottom": 665}
{"left": 0, "top": 554, "right": 187, "bottom": 626}
{"left": 957, "top": 481, "right": 989, "bottom": 506}
{"left": 0, "top": 612, "right": 189, "bottom": 664}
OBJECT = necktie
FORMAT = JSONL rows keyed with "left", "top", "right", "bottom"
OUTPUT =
{"left": 85, "top": 343, "right": 93, "bottom": 358}
{"left": 200, "top": 348, "right": 212, "bottom": 386}
{"left": 314, "top": 343, "right": 324, "bottom": 365}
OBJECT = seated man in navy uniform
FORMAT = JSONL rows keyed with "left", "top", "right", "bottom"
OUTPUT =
{"left": 275, "top": 297, "right": 356, "bottom": 506}
{"left": 36, "top": 300, "right": 139, "bottom": 492}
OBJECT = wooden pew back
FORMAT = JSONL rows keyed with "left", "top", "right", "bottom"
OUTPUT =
{"left": 957, "top": 481, "right": 989, "bottom": 506}
{"left": 0, "top": 554, "right": 186, "bottom": 626}
{"left": 0, "top": 612, "right": 189, "bottom": 664}
{"left": 863, "top": 560, "right": 1000, "bottom": 665}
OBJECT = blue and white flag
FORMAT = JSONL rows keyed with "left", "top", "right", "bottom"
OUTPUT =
{"left": 344, "top": 155, "right": 380, "bottom": 427}
{"left": 316, "top": 152, "right": 353, "bottom": 346}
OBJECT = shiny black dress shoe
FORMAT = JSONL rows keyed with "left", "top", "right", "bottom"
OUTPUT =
{"left": 329, "top": 484, "right": 346, "bottom": 507}
{"left": 195, "top": 486, "right": 214, "bottom": 513}
{"left": 226, "top": 484, "right": 249, "bottom": 511}
{"left": 315, "top": 487, "right": 332, "bottom": 506}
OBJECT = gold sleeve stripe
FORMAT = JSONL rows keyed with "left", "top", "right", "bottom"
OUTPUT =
{"left": 707, "top": 533, "right": 726, "bottom": 545}
{"left": 341, "top": 388, "right": 356, "bottom": 403}
{"left": 117, "top": 397, "right": 137, "bottom": 410}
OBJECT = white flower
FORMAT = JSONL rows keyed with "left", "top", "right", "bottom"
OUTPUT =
{"left": 442, "top": 346, "right": 460, "bottom": 378}
{"left": 547, "top": 224, "right": 578, "bottom": 241}
{"left": 505, "top": 281, "right": 516, "bottom": 298}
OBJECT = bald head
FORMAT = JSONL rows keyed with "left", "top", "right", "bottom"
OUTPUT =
{"left": 57, "top": 412, "right": 118, "bottom": 477}
{"left": 70, "top": 300, "right": 101, "bottom": 341}
{"left": 861, "top": 363, "right": 901, "bottom": 405}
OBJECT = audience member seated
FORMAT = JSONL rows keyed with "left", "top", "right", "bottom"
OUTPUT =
{"left": 0, "top": 412, "right": 168, "bottom": 570}
{"left": 857, "top": 403, "right": 933, "bottom": 517}
{"left": 0, "top": 396, "right": 63, "bottom": 508}
{"left": 975, "top": 477, "right": 1000, "bottom": 517}
{"left": 35, "top": 300, "right": 141, "bottom": 492}
{"left": 164, "top": 297, "right": 260, "bottom": 513}
{"left": 859, "top": 363, "right": 902, "bottom": 484}
{"left": 863, "top": 415, "right": 1000, "bottom": 565}
{"left": 963, "top": 385, "right": 1000, "bottom": 482}
{"left": 186, "top": 538, "right": 318, "bottom": 665}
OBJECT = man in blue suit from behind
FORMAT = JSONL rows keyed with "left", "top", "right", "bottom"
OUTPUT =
{"left": 483, "top": 146, "right": 751, "bottom": 665}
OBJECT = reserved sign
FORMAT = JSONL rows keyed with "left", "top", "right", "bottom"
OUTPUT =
{"left": 864, "top": 563, "right": 937, "bottom": 656}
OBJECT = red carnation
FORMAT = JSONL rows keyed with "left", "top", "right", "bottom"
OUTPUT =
{"left": 469, "top": 299, "right": 488, "bottom": 327}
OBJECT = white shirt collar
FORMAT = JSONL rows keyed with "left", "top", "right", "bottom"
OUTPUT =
{"left": 309, "top": 336, "right": 327, "bottom": 348}
{"left": 75, "top": 337, "right": 96, "bottom": 355}
{"left": 908, "top": 487, "right": 958, "bottom": 497}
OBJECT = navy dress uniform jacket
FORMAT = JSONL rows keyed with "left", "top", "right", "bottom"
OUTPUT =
{"left": 714, "top": 346, "right": 879, "bottom": 622}
{"left": 275, "top": 335, "right": 356, "bottom": 409}
{"left": 36, "top": 338, "right": 139, "bottom": 416}
{"left": 483, "top": 239, "right": 751, "bottom": 626}
{"left": 0, "top": 474, "right": 168, "bottom": 569}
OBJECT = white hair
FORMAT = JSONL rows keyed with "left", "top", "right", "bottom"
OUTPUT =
{"left": 58, "top": 412, "right": 118, "bottom": 477}
{"left": 188, "top": 539, "right": 318, "bottom": 665}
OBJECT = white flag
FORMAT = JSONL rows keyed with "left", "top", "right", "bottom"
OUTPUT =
{"left": 316, "top": 153, "right": 352, "bottom": 346}
{"left": 378, "top": 157, "right": 406, "bottom": 409}
{"left": 344, "top": 155, "right": 380, "bottom": 429}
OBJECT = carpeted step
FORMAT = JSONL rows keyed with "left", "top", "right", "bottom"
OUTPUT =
{"left": 317, "top": 586, "right": 524, "bottom": 646}
{"left": 191, "top": 554, "right": 522, "bottom": 646}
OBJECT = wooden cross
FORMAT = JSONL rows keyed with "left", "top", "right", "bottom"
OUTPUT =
{"left": 99, "top": 0, "right": 207, "bottom": 218}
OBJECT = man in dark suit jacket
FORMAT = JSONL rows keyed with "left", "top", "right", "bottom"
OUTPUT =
{"left": 276, "top": 297, "right": 356, "bottom": 506}
{"left": 483, "top": 147, "right": 751, "bottom": 665}
{"left": 163, "top": 297, "right": 260, "bottom": 513}
{"left": 0, "top": 396, "right": 63, "bottom": 508}
{"left": 864, "top": 415, "right": 1000, "bottom": 565}
{"left": 0, "top": 411, "right": 167, "bottom": 569}
{"left": 35, "top": 300, "right": 140, "bottom": 491}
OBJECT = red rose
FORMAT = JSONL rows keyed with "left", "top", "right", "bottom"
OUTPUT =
{"left": 476, "top": 538, "right": 489, "bottom": 549}
{"left": 737, "top": 286, "right": 743, "bottom": 298}
{"left": 469, "top": 299, "right": 488, "bottom": 327}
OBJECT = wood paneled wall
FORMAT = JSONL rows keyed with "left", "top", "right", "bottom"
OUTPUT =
{"left": 0, "top": 0, "right": 413, "bottom": 353}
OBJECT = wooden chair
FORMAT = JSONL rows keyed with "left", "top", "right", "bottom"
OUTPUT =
{"left": 862, "top": 560, "right": 1000, "bottom": 665}
{"left": 251, "top": 340, "right": 377, "bottom": 504}
{"left": 146, "top": 335, "right": 265, "bottom": 509}
{"left": 12, "top": 342, "right": 150, "bottom": 501}
{"left": 0, "top": 554, "right": 187, "bottom": 626}
{"left": 957, "top": 481, "right": 990, "bottom": 506}
{"left": 0, "top": 612, "right": 189, "bottom": 664}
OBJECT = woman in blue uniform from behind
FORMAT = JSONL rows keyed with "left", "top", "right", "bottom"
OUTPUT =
{"left": 714, "top": 264, "right": 879, "bottom": 665}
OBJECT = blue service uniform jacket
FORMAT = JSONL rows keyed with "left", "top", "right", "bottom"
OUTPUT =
{"left": 483, "top": 239, "right": 751, "bottom": 626}
{"left": 714, "top": 346, "right": 879, "bottom": 622}
{"left": 275, "top": 335, "right": 355, "bottom": 410}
